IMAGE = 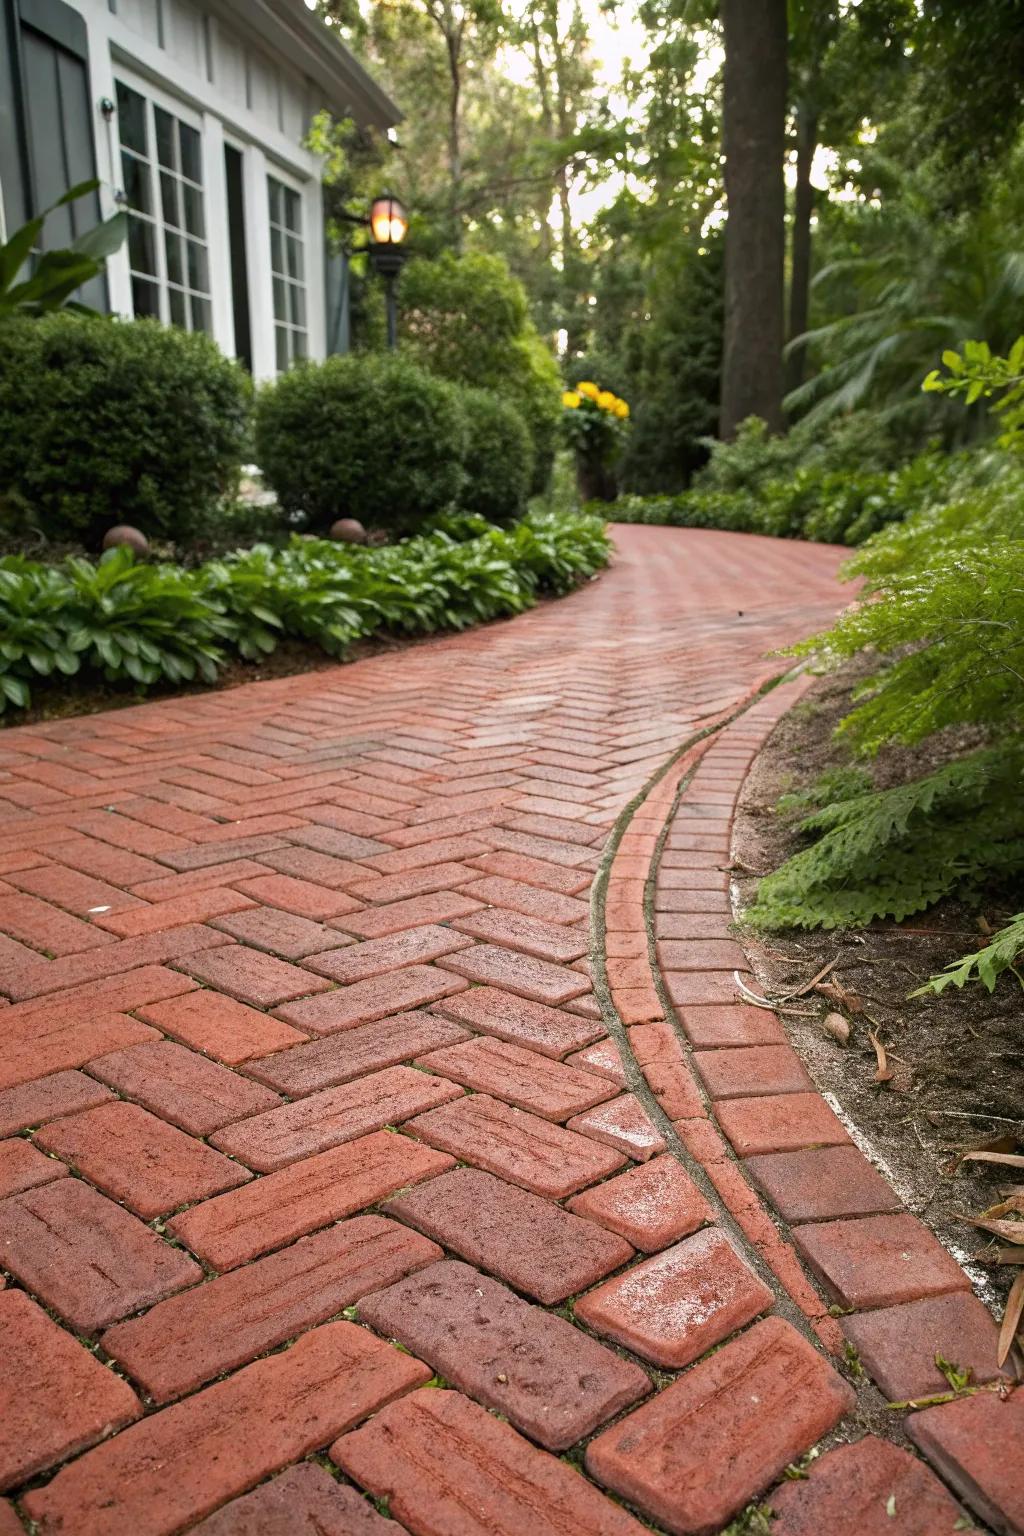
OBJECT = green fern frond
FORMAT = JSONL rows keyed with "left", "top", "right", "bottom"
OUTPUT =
{"left": 749, "top": 740, "right": 1024, "bottom": 931}
{"left": 913, "top": 912, "right": 1024, "bottom": 995}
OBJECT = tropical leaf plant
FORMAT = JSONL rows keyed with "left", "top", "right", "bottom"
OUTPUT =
{"left": 0, "top": 179, "right": 127, "bottom": 317}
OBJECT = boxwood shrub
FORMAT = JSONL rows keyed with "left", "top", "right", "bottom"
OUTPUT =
{"left": 254, "top": 353, "right": 467, "bottom": 533}
{"left": 0, "top": 314, "right": 251, "bottom": 544}
{"left": 458, "top": 386, "right": 535, "bottom": 522}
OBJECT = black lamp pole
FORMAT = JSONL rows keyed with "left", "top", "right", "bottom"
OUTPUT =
{"left": 367, "top": 193, "right": 409, "bottom": 352}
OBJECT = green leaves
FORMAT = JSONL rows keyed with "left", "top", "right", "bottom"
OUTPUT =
{"left": 0, "top": 180, "right": 127, "bottom": 317}
{"left": 0, "top": 511, "right": 611, "bottom": 716}
{"left": 913, "top": 913, "right": 1024, "bottom": 997}
{"left": 749, "top": 741, "right": 1024, "bottom": 931}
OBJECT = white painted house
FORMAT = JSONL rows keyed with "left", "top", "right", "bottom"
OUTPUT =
{"left": 0, "top": 0, "right": 400, "bottom": 376}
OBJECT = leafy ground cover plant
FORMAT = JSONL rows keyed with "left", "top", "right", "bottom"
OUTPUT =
{"left": 0, "top": 509, "right": 610, "bottom": 718}
{"left": 748, "top": 358, "right": 1024, "bottom": 992}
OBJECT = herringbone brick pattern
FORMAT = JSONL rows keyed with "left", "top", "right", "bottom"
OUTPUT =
{"left": 0, "top": 527, "right": 1012, "bottom": 1535}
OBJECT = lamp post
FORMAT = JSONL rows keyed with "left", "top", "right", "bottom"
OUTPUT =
{"left": 367, "top": 192, "right": 409, "bottom": 351}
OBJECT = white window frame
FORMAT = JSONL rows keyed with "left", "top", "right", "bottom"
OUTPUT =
{"left": 113, "top": 65, "right": 213, "bottom": 334}
{"left": 266, "top": 164, "right": 309, "bottom": 371}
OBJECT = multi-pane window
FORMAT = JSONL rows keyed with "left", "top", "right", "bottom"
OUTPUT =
{"left": 116, "top": 78, "right": 211, "bottom": 333}
{"left": 268, "top": 175, "right": 307, "bottom": 370}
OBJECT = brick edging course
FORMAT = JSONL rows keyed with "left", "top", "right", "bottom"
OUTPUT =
{"left": 597, "top": 672, "right": 1019, "bottom": 1536}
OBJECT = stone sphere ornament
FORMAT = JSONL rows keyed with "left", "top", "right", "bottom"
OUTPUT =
{"left": 102, "top": 525, "right": 149, "bottom": 554}
{"left": 330, "top": 518, "right": 367, "bottom": 544}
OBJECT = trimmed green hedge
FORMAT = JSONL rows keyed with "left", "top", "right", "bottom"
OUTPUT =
{"left": 457, "top": 386, "right": 535, "bottom": 522}
{"left": 604, "top": 450, "right": 1013, "bottom": 546}
{"left": 0, "top": 509, "right": 610, "bottom": 716}
{"left": 253, "top": 352, "right": 467, "bottom": 534}
{"left": 0, "top": 314, "right": 250, "bottom": 544}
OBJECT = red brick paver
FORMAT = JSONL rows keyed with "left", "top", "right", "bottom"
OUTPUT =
{"left": 1, "top": 527, "right": 1003, "bottom": 1534}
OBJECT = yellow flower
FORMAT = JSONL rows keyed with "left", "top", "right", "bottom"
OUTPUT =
{"left": 562, "top": 390, "right": 582, "bottom": 409}
{"left": 614, "top": 399, "right": 630, "bottom": 419}
{"left": 577, "top": 381, "right": 599, "bottom": 400}
{"left": 597, "top": 390, "right": 617, "bottom": 412}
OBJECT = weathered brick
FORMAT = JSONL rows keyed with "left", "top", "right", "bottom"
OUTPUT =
{"left": 0, "top": 1011, "right": 162, "bottom": 1093}
{"left": 258, "top": 845, "right": 373, "bottom": 889}
{"left": 565, "top": 1037, "right": 627, "bottom": 1083}
{"left": 0, "top": 892, "right": 115, "bottom": 956}
{"left": 189, "top": 1464, "right": 398, "bottom": 1536}
{"left": 303, "top": 923, "right": 473, "bottom": 983}
{"left": 745, "top": 1145, "right": 903, "bottom": 1224}
{"left": 232, "top": 872, "right": 362, "bottom": 920}
{"left": 0, "top": 1137, "right": 66, "bottom": 1199}
{"left": 245, "top": 1010, "right": 471, "bottom": 1096}
{"left": 332, "top": 1388, "right": 647, "bottom": 1536}
{"left": 174, "top": 945, "right": 332, "bottom": 1008}
{"left": 287, "top": 825, "right": 392, "bottom": 860}
{"left": 347, "top": 863, "right": 479, "bottom": 904}
{"left": 678, "top": 1003, "right": 787, "bottom": 1048}
{"left": 567, "top": 1093, "right": 666, "bottom": 1161}
{"left": 23, "top": 1323, "right": 430, "bottom": 1536}
{"left": 103, "top": 1215, "right": 441, "bottom": 1402}
{"left": 385, "top": 1166, "right": 632, "bottom": 1303}
{"left": 579, "top": 1224, "right": 774, "bottom": 1371}
{"left": 335, "top": 889, "right": 485, "bottom": 939}
{"left": 0, "top": 1178, "right": 201, "bottom": 1332}
{"left": 277, "top": 964, "right": 469, "bottom": 1034}
{"left": 434, "top": 985, "right": 604, "bottom": 1057}
{"left": 587, "top": 1316, "right": 855, "bottom": 1536}
{"left": 693, "top": 1045, "right": 812, "bottom": 1099}
{"left": 794, "top": 1214, "right": 973, "bottom": 1310}
{"left": 35, "top": 1101, "right": 251, "bottom": 1218}
{"left": 9, "top": 862, "right": 143, "bottom": 917}
{"left": 407, "top": 1092, "right": 624, "bottom": 1197}
{"left": 359, "top": 1260, "right": 650, "bottom": 1450}
{"left": 168, "top": 1130, "right": 454, "bottom": 1270}
{"left": 467, "top": 849, "right": 591, "bottom": 895}
{"left": 769, "top": 1435, "right": 965, "bottom": 1536}
{"left": 94, "top": 887, "right": 255, "bottom": 938}
{"left": 137, "top": 990, "right": 307, "bottom": 1063}
{"left": 208, "top": 906, "right": 352, "bottom": 961}
{"left": 907, "top": 1389, "right": 1024, "bottom": 1536}
{"left": 715, "top": 1091, "right": 851, "bottom": 1156}
{"left": 439, "top": 943, "right": 591, "bottom": 1005}
{"left": 155, "top": 832, "right": 292, "bottom": 869}
{"left": 459, "top": 876, "right": 589, "bottom": 925}
{"left": 128, "top": 860, "right": 284, "bottom": 902}
{"left": 87, "top": 1039, "right": 281, "bottom": 1135}
{"left": 0, "top": 1290, "right": 141, "bottom": 1491}
{"left": 663, "top": 970, "right": 749, "bottom": 1007}
{"left": 567, "top": 1154, "right": 714, "bottom": 1252}
{"left": 656, "top": 938, "right": 749, "bottom": 971}
{"left": 415, "top": 1036, "right": 616, "bottom": 1121}
{"left": 449, "top": 906, "right": 588, "bottom": 963}
{"left": 0, "top": 1069, "right": 114, "bottom": 1137}
{"left": 843, "top": 1292, "right": 1009, "bottom": 1404}
{"left": 210, "top": 1066, "right": 463, "bottom": 1172}
{"left": 3, "top": 924, "right": 231, "bottom": 1001}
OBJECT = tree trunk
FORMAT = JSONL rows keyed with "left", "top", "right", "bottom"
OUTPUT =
{"left": 786, "top": 104, "right": 818, "bottom": 397}
{"left": 719, "top": 0, "right": 788, "bottom": 438}
{"left": 446, "top": 27, "right": 463, "bottom": 253}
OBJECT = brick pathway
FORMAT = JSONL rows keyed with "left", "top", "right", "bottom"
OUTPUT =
{"left": 0, "top": 525, "right": 1018, "bottom": 1536}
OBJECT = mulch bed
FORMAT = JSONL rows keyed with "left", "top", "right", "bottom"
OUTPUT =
{"left": 732, "top": 661, "right": 1024, "bottom": 1315}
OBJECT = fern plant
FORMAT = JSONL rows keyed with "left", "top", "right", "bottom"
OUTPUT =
{"left": 749, "top": 740, "right": 1024, "bottom": 930}
{"left": 914, "top": 912, "right": 1024, "bottom": 996}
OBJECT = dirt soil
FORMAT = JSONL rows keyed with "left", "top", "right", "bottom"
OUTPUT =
{"left": 732, "top": 661, "right": 1024, "bottom": 1317}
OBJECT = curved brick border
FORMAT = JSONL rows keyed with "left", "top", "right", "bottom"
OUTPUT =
{"left": 597, "top": 676, "right": 1021, "bottom": 1535}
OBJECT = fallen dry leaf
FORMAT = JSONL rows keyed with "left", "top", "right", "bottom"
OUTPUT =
{"left": 997, "top": 1272, "right": 1024, "bottom": 1367}
{"left": 984, "top": 1194, "right": 1024, "bottom": 1220}
{"left": 962, "top": 1215, "right": 1024, "bottom": 1243}
{"left": 961, "top": 1151, "right": 1024, "bottom": 1170}
{"left": 868, "top": 1026, "right": 893, "bottom": 1084}
{"left": 994, "top": 1246, "right": 1024, "bottom": 1264}
{"left": 815, "top": 979, "right": 864, "bottom": 1013}
{"left": 823, "top": 1012, "right": 851, "bottom": 1046}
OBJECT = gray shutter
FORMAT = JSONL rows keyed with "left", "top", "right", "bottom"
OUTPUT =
{"left": 11, "top": 0, "right": 108, "bottom": 310}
